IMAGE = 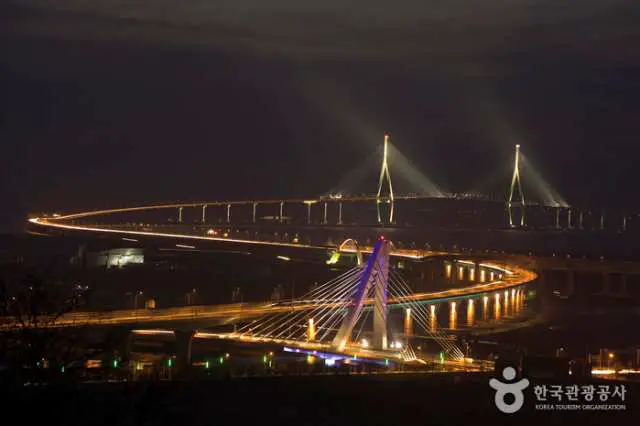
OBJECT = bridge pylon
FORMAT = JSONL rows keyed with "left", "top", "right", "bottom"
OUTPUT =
{"left": 332, "top": 237, "right": 392, "bottom": 351}
{"left": 376, "top": 134, "right": 395, "bottom": 224}
{"left": 507, "top": 144, "right": 525, "bottom": 227}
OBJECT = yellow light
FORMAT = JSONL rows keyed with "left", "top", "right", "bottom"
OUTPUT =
{"left": 131, "top": 329, "right": 175, "bottom": 335}
{"left": 608, "top": 352, "right": 615, "bottom": 359}
{"left": 592, "top": 369, "right": 615, "bottom": 375}
{"left": 361, "top": 339, "right": 369, "bottom": 348}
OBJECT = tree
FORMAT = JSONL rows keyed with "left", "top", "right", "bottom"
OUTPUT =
{"left": 0, "top": 265, "right": 89, "bottom": 382}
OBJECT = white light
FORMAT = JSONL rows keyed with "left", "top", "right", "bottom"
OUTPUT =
{"left": 276, "top": 255, "right": 291, "bottom": 261}
{"left": 176, "top": 244, "right": 196, "bottom": 249}
{"left": 393, "top": 341, "right": 402, "bottom": 349}
{"left": 361, "top": 338, "right": 369, "bottom": 348}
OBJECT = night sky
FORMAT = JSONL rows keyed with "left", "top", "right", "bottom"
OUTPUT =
{"left": 1, "top": 1, "right": 639, "bottom": 232}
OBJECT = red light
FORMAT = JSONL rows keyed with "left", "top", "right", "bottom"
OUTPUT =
{"left": 380, "top": 235, "right": 385, "bottom": 240}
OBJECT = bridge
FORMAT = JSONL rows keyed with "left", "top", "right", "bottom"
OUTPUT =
{"left": 2, "top": 236, "right": 536, "bottom": 371}
{"left": 26, "top": 135, "right": 636, "bottom": 268}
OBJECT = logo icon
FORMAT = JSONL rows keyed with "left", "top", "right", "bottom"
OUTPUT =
{"left": 489, "top": 366, "right": 530, "bottom": 414}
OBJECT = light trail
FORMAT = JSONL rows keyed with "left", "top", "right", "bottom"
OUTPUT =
{"left": 0, "top": 262, "right": 535, "bottom": 331}
{"left": 29, "top": 218, "right": 326, "bottom": 250}
{"left": 29, "top": 217, "right": 447, "bottom": 259}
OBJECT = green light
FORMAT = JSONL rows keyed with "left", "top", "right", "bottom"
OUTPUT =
{"left": 205, "top": 360, "right": 210, "bottom": 369}
{"left": 167, "top": 358, "right": 173, "bottom": 368}
{"left": 61, "top": 366, "right": 65, "bottom": 373}
{"left": 326, "top": 252, "right": 340, "bottom": 265}
{"left": 384, "top": 358, "right": 389, "bottom": 366}
{"left": 112, "top": 359, "right": 118, "bottom": 368}
{"left": 263, "top": 355, "right": 267, "bottom": 364}
{"left": 439, "top": 351, "right": 445, "bottom": 364}
{"left": 219, "top": 356, "right": 224, "bottom": 365}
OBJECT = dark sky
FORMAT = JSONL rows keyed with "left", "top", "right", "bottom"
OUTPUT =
{"left": 1, "top": 0, "right": 639, "bottom": 231}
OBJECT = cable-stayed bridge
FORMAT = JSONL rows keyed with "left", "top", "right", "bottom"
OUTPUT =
{"left": 28, "top": 135, "right": 634, "bottom": 247}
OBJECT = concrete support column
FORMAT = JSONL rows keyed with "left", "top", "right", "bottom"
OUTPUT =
{"left": 201, "top": 204, "right": 207, "bottom": 223}
{"left": 621, "top": 274, "right": 628, "bottom": 296}
{"left": 338, "top": 202, "right": 343, "bottom": 225}
{"left": 578, "top": 210, "right": 584, "bottom": 230}
{"left": 178, "top": 207, "right": 183, "bottom": 223}
{"left": 226, "top": 204, "right": 231, "bottom": 224}
{"left": 306, "top": 202, "right": 312, "bottom": 225}
{"left": 600, "top": 211, "right": 605, "bottom": 230}
{"left": 555, "top": 207, "right": 561, "bottom": 229}
{"left": 567, "top": 208, "right": 573, "bottom": 229}
{"left": 622, "top": 215, "right": 627, "bottom": 232}
{"left": 323, "top": 202, "right": 328, "bottom": 225}
{"left": 174, "top": 330, "right": 194, "bottom": 377}
{"left": 279, "top": 201, "right": 284, "bottom": 223}
{"left": 403, "top": 308, "right": 413, "bottom": 337}
{"left": 444, "top": 261, "right": 452, "bottom": 280}
{"left": 252, "top": 202, "right": 257, "bottom": 224}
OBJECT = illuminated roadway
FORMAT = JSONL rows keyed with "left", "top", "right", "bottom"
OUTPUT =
{"left": 0, "top": 263, "right": 535, "bottom": 331}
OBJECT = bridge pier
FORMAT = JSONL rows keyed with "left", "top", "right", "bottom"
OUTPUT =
{"left": 174, "top": 330, "right": 194, "bottom": 376}
{"left": 323, "top": 202, "right": 328, "bottom": 224}
{"left": 226, "top": 204, "right": 231, "bottom": 224}
{"left": 466, "top": 299, "right": 475, "bottom": 326}
{"left": 178, "top": 207, "right": 183, "bottom": 224}
{"left": 403, "top": 308, "right": 413, "bottom": 337}
{"left": 622, "top": 215, "right": 627, "bottom": 232}
{"left": 578, "top": 210, "right": 584, "bottom": 230}
{"left": 555, "top": 207, "right": 561, "bottom": 229}
{"left": 280, "top": 201, "right": 284, "bottom": 223}
{"left": 201, "top": 204, "right": 207, "bottom": 223}
{"left": 252, "top": 202, "right": 257, "bottom": 224}
{"left": 444, "top": 261, "right": 452, "bottom": 280}
{"left": 600, "top": 211, "right": 605, "bottom": 230}
{"left": 567, "top": 208, "right": 573, "bottom": 229}
{"left": 338, "top": 202, "right": 343, "bottom": 225}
